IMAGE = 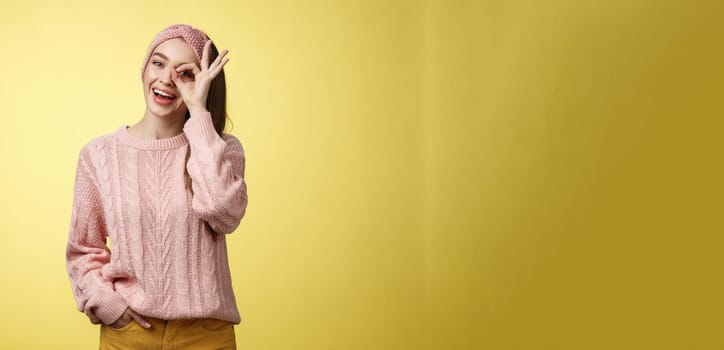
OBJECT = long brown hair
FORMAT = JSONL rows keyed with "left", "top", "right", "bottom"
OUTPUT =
{"left": 183, "top": 39, "right": 232, "bottom": 239}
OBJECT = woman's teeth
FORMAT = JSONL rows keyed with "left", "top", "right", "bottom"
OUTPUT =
{"left": 153, "top": 89, "right": 177, "bottom": 99}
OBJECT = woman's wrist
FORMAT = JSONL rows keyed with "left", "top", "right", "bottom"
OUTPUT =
{"left": 187, "top": 104, "right": 208, "bottom": 114}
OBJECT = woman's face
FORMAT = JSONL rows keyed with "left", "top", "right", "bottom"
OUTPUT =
{"left": 142, "top": 38, "right": 198, "bottom": 120}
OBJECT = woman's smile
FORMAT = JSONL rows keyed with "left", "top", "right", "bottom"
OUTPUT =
{"left": 151, "top": 86, "right": 178, "bottom": 105}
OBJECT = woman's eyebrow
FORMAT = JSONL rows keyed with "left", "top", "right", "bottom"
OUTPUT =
{"left": 152, "top": 52, "right": 168, "bottom": 60}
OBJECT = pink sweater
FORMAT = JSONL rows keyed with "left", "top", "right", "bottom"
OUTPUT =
{"left": 66, "top": 111, "right": 248, "bottom": 325}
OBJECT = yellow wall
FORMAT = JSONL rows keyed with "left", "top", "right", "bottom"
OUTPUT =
{"left": 424, "top": 0, "right": 724, "bottom": 349}
{"left": 0, "top": 0, "right": 722, "bottom": 349}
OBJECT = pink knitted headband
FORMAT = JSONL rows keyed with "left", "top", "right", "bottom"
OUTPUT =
{"left": 141, "top": 24, "right": 210, "bottom": 79}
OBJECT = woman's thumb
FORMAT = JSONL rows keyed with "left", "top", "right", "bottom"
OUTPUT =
{"left": 129, "top": 310, "right": 152, "bottom": 329}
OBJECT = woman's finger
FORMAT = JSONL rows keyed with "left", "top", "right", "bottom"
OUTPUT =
{"left": 209, "top": 49, "right": 229, "bottom": 71}
{"left": 129, "top": 309, "right": 152, "bottom": 329}
{"left": 176, "top": 63, "right": 201, "bottom": 76}
{"left": 176, "top": 62, "right": 201, "bottom": 73}
{"left": 210, "top": 57, "right": 229, "bottom": 77}
{"left": 171, "top": 69, "right": 195, "bottom": 88}
{"left": 201, "top": 40, "right": 212, "bottom": 69}
{"left": 89, "top": 314, "right": 101, "bottom": 324}
{"left": 171, "top": 69, "right": 186, "bottom": 84}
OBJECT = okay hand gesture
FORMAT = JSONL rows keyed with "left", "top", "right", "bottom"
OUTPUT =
{"left": 171, "top": 40, "right": 229, "bottom": 112}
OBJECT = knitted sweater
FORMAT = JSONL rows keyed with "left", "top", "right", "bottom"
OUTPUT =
{"left": 66, "top": 111, "right": 248, "bottom": 325}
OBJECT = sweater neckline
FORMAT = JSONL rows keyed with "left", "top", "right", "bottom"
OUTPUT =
{"left": 117, "top": 125, "right": 188, "bottom": 150}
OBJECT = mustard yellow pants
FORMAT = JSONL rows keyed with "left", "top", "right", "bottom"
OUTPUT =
{"left": 99, "top": 316, "right": 236, "bottom": 350}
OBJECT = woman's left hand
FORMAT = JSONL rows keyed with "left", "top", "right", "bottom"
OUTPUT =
{"left": 172, "top": 40, "right": 229, "bottom": 112}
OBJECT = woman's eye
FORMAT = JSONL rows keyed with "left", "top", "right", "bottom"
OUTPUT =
{"left": 180, "top": 71, "right": 192, "bottom": 77}
{"left": 152, "top": 61, "right": 162, "bottom": 67}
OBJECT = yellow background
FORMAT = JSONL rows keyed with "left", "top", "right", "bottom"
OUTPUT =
{"left": 1, "top": 0, "right": 723, "bottom": 349}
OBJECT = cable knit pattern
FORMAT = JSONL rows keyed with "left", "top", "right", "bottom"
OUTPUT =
{"left": 66, "top": 111, "right": 248, "bottom": 326}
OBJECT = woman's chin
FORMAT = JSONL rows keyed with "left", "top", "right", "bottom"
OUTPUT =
{"left": 147, "top": 105, "right": 185, "bottom": 120}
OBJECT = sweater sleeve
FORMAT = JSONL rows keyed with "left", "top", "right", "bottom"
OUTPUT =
{"left": 65, "top": 149, "right": 128, "bottom": 325}
{"left": 183, "top": 111, "right": 249, "bottom": 234}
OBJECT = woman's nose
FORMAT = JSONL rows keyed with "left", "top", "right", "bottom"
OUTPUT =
{"left": 159, "top": 67, "right": 175, "bottom": 85}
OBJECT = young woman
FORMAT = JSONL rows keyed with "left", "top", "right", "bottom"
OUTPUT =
{"left": 66, "top": 23, "right": 248, "bottom": 349}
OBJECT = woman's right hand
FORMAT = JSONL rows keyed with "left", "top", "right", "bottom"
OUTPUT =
{"left": 109, "top": 308, "right": 152, "bottom": 329}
